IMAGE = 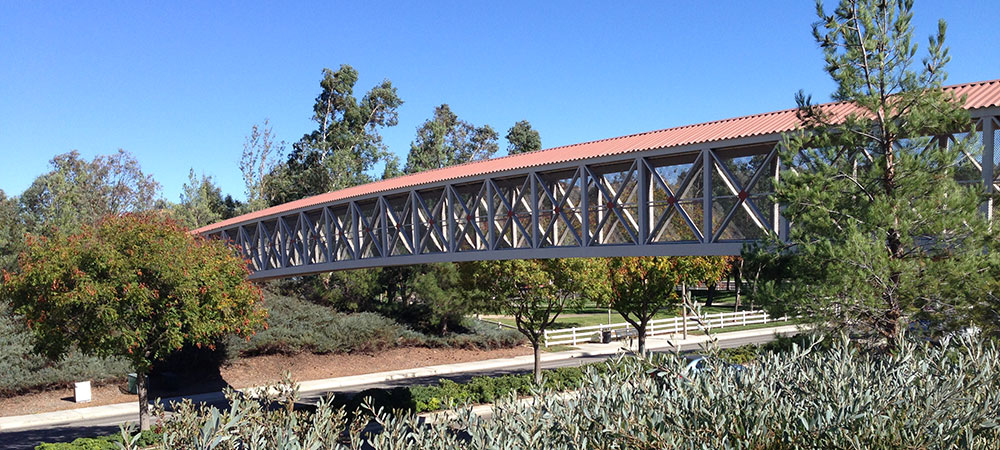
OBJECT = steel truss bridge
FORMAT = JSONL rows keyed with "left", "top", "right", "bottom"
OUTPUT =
{"left": 195, "top": 80, "right": 1000, "bottom": 280}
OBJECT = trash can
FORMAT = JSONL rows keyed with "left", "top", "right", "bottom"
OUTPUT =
{"left": 127, "top": 373, "right": 138, "bottom": 394}
{"left": 601, "top": 330, "right": 612, "bottom": 344}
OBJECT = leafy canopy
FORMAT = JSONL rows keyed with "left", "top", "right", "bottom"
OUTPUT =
{"left": 1, "top": 213, "right": 267, "bottom": 373}
{"left": 266, "top": 65, "right": 402, "bottom": 204}
{"left": 404, "top": 104, "right": 498, "bottom": 174}
{"left": 20, "top": 150, "right": 160, "bottom": 236}
{"left": 506, "top": 120, "right": 542, "bottom": 155}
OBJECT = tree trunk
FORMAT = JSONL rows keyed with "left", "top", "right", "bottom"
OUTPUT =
{"left": 637, "top": 323, "right": 647, "bottom": 357}
{"left": 137, "top": 370, "right": 149, "bottom": 431}
{"left": 532, "top": 341, "right": 542, "bottom": 385}
{"left": 705, "top": 282, "right": 716, "bottom": 307}
{"left": 734, "top": 259, "right": 743, "bottom": 312}
{"left": 883, "top": 145, "right": 902, "bottom": 351}
{"left": 681, "top": 283, "right": 689, "bottom": 339}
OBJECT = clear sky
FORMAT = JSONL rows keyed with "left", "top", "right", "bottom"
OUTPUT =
{"left": 2, "top": 1, "right": 997, "bottom": 203}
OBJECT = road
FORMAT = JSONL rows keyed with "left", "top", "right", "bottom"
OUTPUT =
{"left": 0, "top": 331, "right": 792, "bottom": 449}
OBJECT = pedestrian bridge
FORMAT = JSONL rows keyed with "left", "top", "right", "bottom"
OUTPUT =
{"left": 195, "top": 80, "right": 1000, "bottom": 280}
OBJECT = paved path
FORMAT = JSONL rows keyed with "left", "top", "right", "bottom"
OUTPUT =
{"left": 0, "top": 325, "right": 799, "bottom": 448}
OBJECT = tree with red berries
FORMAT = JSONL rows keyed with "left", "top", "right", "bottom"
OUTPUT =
{"left": 2, "top": 213, "right": 266, "bottom": 430}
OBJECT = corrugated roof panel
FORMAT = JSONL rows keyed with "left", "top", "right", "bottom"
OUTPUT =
{"left": 195, "top": 78, "right": 1000, "bottom": 234}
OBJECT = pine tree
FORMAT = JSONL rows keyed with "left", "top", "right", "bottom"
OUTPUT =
{"left": 755, "top": 0, "right": 1000, "bottom": 349}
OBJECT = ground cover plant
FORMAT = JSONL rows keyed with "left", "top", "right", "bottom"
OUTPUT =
{"left": 0, "top": 301, "right": 130, "bottom": 397}
{"left": 224, "top": 292, "right": 525, "bottom": 359}
{"left": 130, "top": 333, "right": 1000, "bottom": 449}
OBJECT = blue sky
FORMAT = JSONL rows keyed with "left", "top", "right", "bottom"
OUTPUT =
{"left": 2, "top": 1, "right": 997, "bottom": 203}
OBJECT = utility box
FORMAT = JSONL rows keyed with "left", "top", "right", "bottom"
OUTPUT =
{"left": 74, "top": 381, "right": 92, "bottom": 403}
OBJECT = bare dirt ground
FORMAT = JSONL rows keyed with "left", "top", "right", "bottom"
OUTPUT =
{"left": 0, "top": 345, "right": 531, "bottom": 418}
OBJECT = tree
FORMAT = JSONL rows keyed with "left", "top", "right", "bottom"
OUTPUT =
{"left": 404, "top": 104, "right": 498, "bottom": 174}
{"left": 700, "top": 256, "right": 734, "bottom": 307}
{"left": 599, "top": 257, "right": 681, "bottom": 356}
{"left": 267, "top": 66, "right": 402, "bottom": 205}
{"left": 20, "top": 150, "right": 160, "bottom": 235}
{"left": 240, "top": 119, "right": 284, "bottom": 212}
{"left": 1, "top": 213, "right": 267, "bottom": 430}
{"left": 506, "top": 120, "right": 542, "bottom": 155}
{"left": 408, "top": 263, "right": 478, "bottom": 334}
{"left": 756, "top": 0, "right": 997, "bottom": 349}
{"left": 0, "top": 190, "right": 24, "bottom": 271}
{"left": 173, "top": 169, "right": 224, "bottom": 229}
{"left": 464, "top": 258, "right": 598, "bottom": 384}
{"left": 598, "top": 256, "right": 733, "bottom": 355}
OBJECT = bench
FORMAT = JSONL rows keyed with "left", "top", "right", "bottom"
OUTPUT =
{"left": 613, "top": 328, "right": 638, "bottom": 340}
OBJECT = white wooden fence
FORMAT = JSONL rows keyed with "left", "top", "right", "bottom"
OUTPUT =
{"left": 540, "top": 310, "right": 789, "bottom": 347}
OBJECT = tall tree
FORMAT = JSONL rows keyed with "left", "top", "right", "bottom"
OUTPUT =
{"left": 0, "top": 190, "right": 25, "bottom": 271}
{"left": 755, "top": 0, "right": 998, "bottom": 349}
{"left": 266, "top": 66, "right": 402, "bottom": 205}
{"left": 404, "top": 104, "right": 498, "bottom": 174}
{"left": 506, "top": 120, "right": 542, "bottom": 155}
{"left": 240, "top": 119, "right": 283, "bottom": 212}
{"left": 173, "top": 169, "right": 224, "bottom": 229}
{"left": 20, "top": 150, "right": 160, "bottom": 235}
{"left": 464, "top": 258, "right": 599, "bottom": 384}
{"left": 2, "top": 214, "right": 266, "bottom": 430}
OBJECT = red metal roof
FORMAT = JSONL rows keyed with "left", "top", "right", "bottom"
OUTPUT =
{"left": 196, "top": 78, "right": 1000, "bottom": 234}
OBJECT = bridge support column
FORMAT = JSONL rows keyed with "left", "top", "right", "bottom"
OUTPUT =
{"left": 637, "top": 157, "right": 650, "bottom": 244}
{"left": 702, "top": 148, "right": 713, "bottom": 243}
{"left": 983, "top": 116, "right": 996, "bottom": 221}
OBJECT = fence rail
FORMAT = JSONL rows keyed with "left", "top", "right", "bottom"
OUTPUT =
{"left": 540, "top": 310, "right": 788, "bottom": 347}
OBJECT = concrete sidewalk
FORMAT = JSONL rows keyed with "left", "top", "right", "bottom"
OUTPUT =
{"left": 0, "top": 324, "right": 800, "bottom": 432}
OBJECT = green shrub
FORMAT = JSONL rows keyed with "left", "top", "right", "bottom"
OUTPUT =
{"left": 34, "top": 438, "right": 112, "bottom": 450}
{"left": 224, "top": 293, "right": 523, "bottom": 359}
{"left": 224, "top": 293, "right": 404, "bottom": 357}
{"left": 716, "top": 343, "right": 761, "bottom": 364}
{"left": 34, "top": 430, "right": 162, "bottom": 450}
{"left": 465, "top": 375, "right": 498, "bottom": 403}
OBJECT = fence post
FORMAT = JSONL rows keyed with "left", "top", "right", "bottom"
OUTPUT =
{"left": 572, "top": 328, "right": 577, "bottom": 346}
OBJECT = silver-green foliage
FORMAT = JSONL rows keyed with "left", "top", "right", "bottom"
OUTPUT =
{"left": 0, "top": 302, "right": 129, "bottom": 395}
{"left": 153, "top": 335, "right": 1000, "bottom": 449}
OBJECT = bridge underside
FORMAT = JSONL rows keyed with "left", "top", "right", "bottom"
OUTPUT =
{"left": 202, "top": 110, "right": 999, "bottom": 281}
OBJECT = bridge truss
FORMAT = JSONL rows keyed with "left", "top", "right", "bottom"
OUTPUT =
{"left": 199, "top": 107, "right": 1000, "bottom": 281}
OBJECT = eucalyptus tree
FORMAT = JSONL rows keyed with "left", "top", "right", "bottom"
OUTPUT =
{"left": 19, "top": 150, "right": 160, "bottom": 236}
{"left": 266, "top": 65, "right": 402, "bottom": 205}
{"left": 404, "top": 104, "right": 498, "bottom": 174}
{"left": 173, "top": 169, "right": 223, "bottom": 229}
{"left": 0, "top": 190, "right": 24, "bottom": 271}
{"left": 506, "top": 120, "right": 542, "bottom": 154}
